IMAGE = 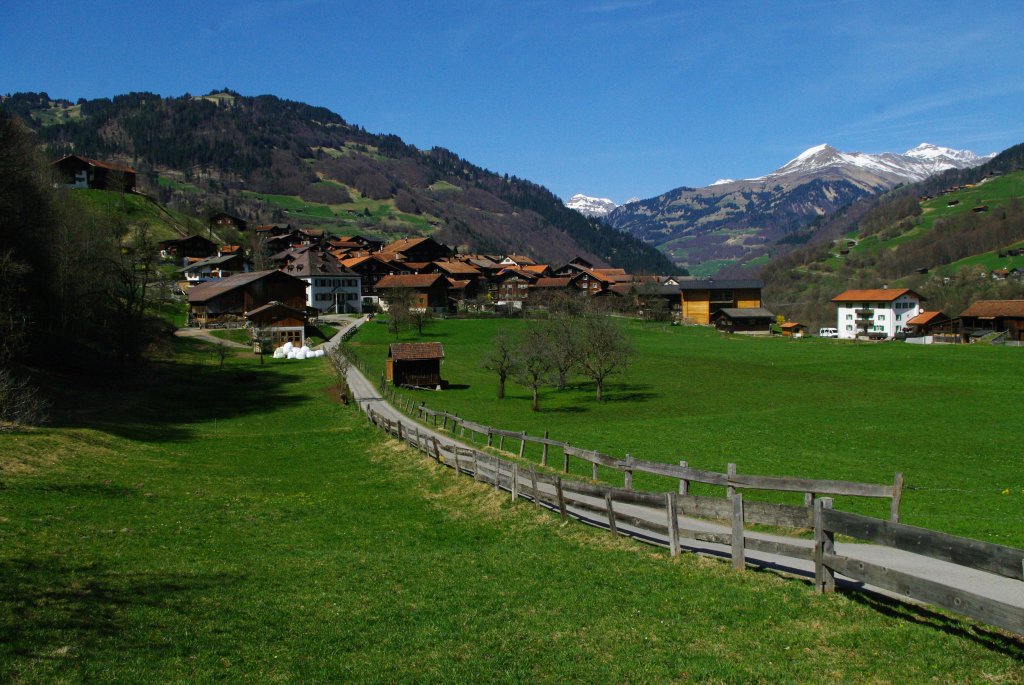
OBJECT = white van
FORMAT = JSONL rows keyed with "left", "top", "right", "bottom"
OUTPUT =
{"left": 818, "top": 328, "right": 838, "bottom": 338}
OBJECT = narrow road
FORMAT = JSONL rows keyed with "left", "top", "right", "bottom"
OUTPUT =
{"left": 330, "top": 319, "right": 1024, "bottom": 617}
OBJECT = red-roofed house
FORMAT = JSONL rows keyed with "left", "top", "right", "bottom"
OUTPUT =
{"left": 375, "top": 273, "right": 449, "bottom": 312}
{"left": 831, "top": 288, "right": 924, "bottom": 340}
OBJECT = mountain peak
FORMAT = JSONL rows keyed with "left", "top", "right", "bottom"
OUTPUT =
{"left": 566, "top": 194, "right": 619, "bottom": 218}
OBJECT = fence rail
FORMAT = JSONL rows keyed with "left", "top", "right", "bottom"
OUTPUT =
{"left": 361, "top": 403, "right": 1023, "bottom": 636}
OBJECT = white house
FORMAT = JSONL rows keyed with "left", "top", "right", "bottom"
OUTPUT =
{"left": 831, "top": 288, "right": 925, "bottom": 339}
{"left": 280, "top": 251, "right": 362, "bottom": 313}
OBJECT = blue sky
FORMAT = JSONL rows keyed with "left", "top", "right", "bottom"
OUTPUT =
{"left": 3, "top": 1, "right": 1023, "bottom": 203}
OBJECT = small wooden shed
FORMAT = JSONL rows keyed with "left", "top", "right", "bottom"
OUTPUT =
{"left": 779, "top": 321, "right": 808, "bottom": 337}
{"left": 387, "top": 342, "right": 446, "bottom": 389}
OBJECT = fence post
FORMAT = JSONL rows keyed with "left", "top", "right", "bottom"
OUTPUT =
{"left": 472, "top": 451, "right": 480, "bottom": 481}
{"left": 813, "top": 497, "right": 835, "bottom": 593}
{"left": 605, "top": 492, "right": 617, "bottom": 535}
{"left": 592, "top": 461, "right": 599, "bottom": 481}
{"left": 518, "top": 433, "right": 526, "bottom": 459}
{"left": 731, "top": 493, "right": 744, "bottom": 571}
{"left": 727, "top": 462, "right": 737, "bottom": 499}
{"left": 541, "top": 431, "right": 549, "bottom": 466}
{"left": 530, "top": 465, "right": 540, "bottom": 507}
{"left": 556, "top": 477, "right": 567, "bottom": 522}
{"left": 433, "top": 436, "right": 442, "bottom": 463}
{"left": 512, "top": 464, "right": 519, "bottom": 502}
{"left": 890, "top": 472, "right": 904, "bottom": 523}
{"left": 804, "top": 492, "right": 814, "bottom": 508}
{"left": 624, "top": 454, "right": 634, "bottom": 490}
{"left": 562, "top": 447, "right": 569, "bottom": 474}
{"left": 451, "top": 447, "right": 460, "bottom": 475}
{"left": 487, "top": 429, "right": 493, "bottom": 447}
{"left": 678, "top": 460, "right": 689, "bottom": 495}
{"left": 493, "top": 460, "right": 501, "bottom": 491}
{"left": 498, "top": 433, "right": 505, "bottom": 451}
{"left": 667, "top": 492, "right": 680, "bottom": 557}
{"left": 419, "top": 401, "right": 425, "bottom": 418}
{"left": 397, "top": 420, "right": 403, "bottom": 442}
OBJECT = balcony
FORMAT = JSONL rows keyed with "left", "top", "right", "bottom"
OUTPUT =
{"left": 855, "top": 308, "right": 874, "bottom": 316}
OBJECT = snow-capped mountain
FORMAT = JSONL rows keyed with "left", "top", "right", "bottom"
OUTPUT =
{"left": 607, "top": 142, "right": 994, "bottom": 273}
{"left": 565, "top": 194, "right": 618, "bottom": 218}
{"left": 761, "top": 142, "right": 993, "bottom": 185}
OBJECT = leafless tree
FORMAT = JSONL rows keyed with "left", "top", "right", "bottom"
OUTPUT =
{"left": 326, "top": 344, "right": 352, "bottom": 404}
{"left": 483, "top": 330, "right": 517, "bottom": 399}
{"left": 576, "top": 315, "right": 632, "bottom": 402}
{"left": 514, "top": 327, "right": 553, "bottom": 412}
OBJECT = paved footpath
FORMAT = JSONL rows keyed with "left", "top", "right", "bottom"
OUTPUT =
{"left": 329, "top": 318, "right": 1024, "bottom": 619}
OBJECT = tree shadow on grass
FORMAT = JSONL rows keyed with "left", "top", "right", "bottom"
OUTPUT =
{"left": 46, "top": 356, "right": 307, "bottom": 444}
{"left": 0, "top": 556, "right": 240, "bottom": 668}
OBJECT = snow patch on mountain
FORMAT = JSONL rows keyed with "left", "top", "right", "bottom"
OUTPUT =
{"left": 566, "top": 193, "right": 619, "bottom": 218}
{"left": 709, "top": 178, "right": 735, "bottom": 186}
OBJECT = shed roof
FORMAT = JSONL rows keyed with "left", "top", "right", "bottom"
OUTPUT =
{"left": 188, "top": 269, "right": 302, "bottom": 303}
{"left": 713, "top": 307, "right": 776, "bottom": 320}
{"left": 678, "top": 279, "right": 764, "bottom": 291}
{"left": 906, "top": 311, "right": 948, "bottom": 326}
{"left": 389, "top": 342, "right": 444, "bottom": 361}
{"left": 376, "top": 273, "right": 445, "bottom": 289}
{"left": 959, "top": 300, "right": 1024, "bottom": 318}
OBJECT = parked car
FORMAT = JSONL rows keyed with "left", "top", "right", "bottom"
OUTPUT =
{"left": 818, "top": 328, "right": 838, "bottom": 338}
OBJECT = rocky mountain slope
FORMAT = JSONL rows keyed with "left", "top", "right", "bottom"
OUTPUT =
{"left": 605, "top": 143, "right": 993, "bottom": 274}
{"left": 565, "top": 194, "right": 618, "bottom": 218}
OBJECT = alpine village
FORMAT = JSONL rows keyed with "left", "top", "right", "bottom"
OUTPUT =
{"left": 2, "top": 89, "right": 1022, "bottom": 682}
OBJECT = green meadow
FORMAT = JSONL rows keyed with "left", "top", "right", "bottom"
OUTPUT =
{"left": 349, "top": 318, "right": 1024, "bottom": 547}
{"left": 1, "top": 338, "right": 1022, "bottom": 682}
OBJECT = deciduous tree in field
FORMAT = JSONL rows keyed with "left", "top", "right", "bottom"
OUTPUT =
{"left": 577, "top": 315, "right": 632, "bottom": 402}
{"left": 513, "top": 327, "right": 553, "bottom": 412}
{"left": 483, "top": 331, "right": 517, "bottom": 399}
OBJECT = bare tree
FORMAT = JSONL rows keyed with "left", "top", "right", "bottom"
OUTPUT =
{"left": 482, "top": 330, "right": 517, "bottom": 399}
{"left": 384, "top": 287, "right": 414, "bottom": 339}
{"left": 326, "top": 344, "right": 352, "bottom": 405}
{"left": 539, "top": 313, "right": 580, "bottom": 390}
{"left": 514, "top": 327, "right": 553, "bottom": 412}
{"left": 576, "top": 315, "right": 632, "bottom": 402}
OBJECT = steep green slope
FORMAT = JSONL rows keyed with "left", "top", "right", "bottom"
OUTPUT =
{"left": 2, "top": 90, "right": 675, "bottom": 273}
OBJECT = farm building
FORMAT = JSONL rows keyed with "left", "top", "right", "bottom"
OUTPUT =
{"left": 51, "top": 154, "right": 136, "bottom": 191}
{"left": 679, "top": 279, "right": 764, "bottom": 325}
{"left": 246, "top": 301, "right": 306, "bottom": 350}
{"left": 905, "top": 311, "right": 952, "bottom": 337}
{"left": 159, "top": 235, "right": 217, "bottom": 260}
{"left": 187, "top": 269, "right": 307, "bottom": 327}
{"left": 375, "top": 273, "right": 450, "bottom": 313}
{"left": 712, "top": 307, "right": 777, "bottom": 334}
{"left": 386, "top": 342, "right": 446, "bottom": 389}
{"left": 779, "top": 322, "right": 808, "bottom": 337}
{"left": 959, "top": 300, "right": 1024, "bottom": 342}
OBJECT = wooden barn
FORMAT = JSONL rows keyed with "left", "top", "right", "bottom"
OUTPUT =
{"left": 51, "top": 154, "right": 136, "bottom": 191}
{"left": 779, "top": 321, "right": 808, "bottom": 337}
{"left": 711, "top": 307, "right": 776, "bottom": 334}
{"left": 959, "top": 300, "right": 1024, "bottom": 341}
{"left": 246, "top": 301, "right": 306, "bottom": 350}
{"left": 386, "top": 342, "right": 446, "bottom": 389}
{"left": 187, "top": 269, "right": 306, "bottom": 327}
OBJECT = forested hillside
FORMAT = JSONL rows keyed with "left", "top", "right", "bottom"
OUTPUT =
{"left": 762, "top": 144, "right": 1024, "bottom": 328}
{"left": 1, "top": 90, "right": 675, "bottom": 274}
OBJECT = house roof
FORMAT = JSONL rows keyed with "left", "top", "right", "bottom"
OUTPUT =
{"left": 52, "top": 154, "right": 136, "bottom": 174}
{"left": 245, "top": 301, "right": 306, "bottom": 318}
{"left": 831, "top": 288, "right": 922, "bottom": 303}
{"left": 433, "top": 260, "right": 482, "bottom": 276}
{"left": 376, "top": 273, "right": 445, "bottom": 289}
{"left": 281, "top": 250, "right": 355, "bottom": 278}
{"left": 959, "top": 300, "right": 1024, "bottom": 318}
{"left": 533, "top": 277, "right": 573, "bottom": 289}
{"left": 713, "top": 307, "right": 776, "bottom": 320}
{"left": 906, "top": 311, "right": 948, "bottom": 326}
{"left": 188, "top": 269, "right": 303, "bottom": 303}
{"left": 389, "top": 342, "right": 444, "bottom": 361}
{"left": 780, "top": 321, "right": 807, "bottom": 330}
{"left": 182, "top": 253, "right": 243, "bottom": 272}
{"left": 678, "top": 279, "right": 764, "bottom": 291}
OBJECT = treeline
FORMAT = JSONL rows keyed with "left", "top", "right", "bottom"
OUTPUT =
{"left": 0, "top": 114, "right": 169, "bottom": 427}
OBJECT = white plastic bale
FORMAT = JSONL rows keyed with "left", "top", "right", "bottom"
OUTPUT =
{"left": 273, "top": 348, "right": 285, "bottom": 359}
{"left": 286, "top": 351, "right": 297, "bottom": 359}
{"left": 282, "top": 342, "right": 294, "bottom": 352}
{"left": 300, "top": 346, "right": 311, "bottom": 355}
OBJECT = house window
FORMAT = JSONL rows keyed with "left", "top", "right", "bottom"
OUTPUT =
{"left": 846, "top": 314, "right": 853, "bottom": 320}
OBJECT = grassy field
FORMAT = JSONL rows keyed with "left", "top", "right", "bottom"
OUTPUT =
{"left": 349, "top": 318, "right": 1024, "bottom": 547}
{"left": 1, "top": 337, "right": 1021, "bottom": 682}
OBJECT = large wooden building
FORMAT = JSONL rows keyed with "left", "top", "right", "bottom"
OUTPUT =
{"left": 187, "top": 269, "right": 307, "bottom": 327}
{"left": 679, "top": 279, "right": 764, "bottom": 325}
{"left": 959, "top": 300, "right": 1024, "bottom": 341}
{"left": 51, "top": 154, "right": 136, "bottom": 192}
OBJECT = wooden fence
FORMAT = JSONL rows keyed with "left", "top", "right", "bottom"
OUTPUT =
{"left": 376, "top": 383, "right": 905, "bottom": 522}
{"left": 362, "top": 403, "right": 1024, "bottom": 636}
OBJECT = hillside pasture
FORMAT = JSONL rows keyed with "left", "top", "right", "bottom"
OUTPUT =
{"left": 1, "top": 338, "right": 1021, "bottom": 682}
{"left": 348, "top": 318, "right": 1024, "bottom": 547}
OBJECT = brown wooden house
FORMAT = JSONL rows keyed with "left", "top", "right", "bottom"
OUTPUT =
{"left": 375, "top": 273, "right": 450, "bottom": 312}
{"left": 711, "top": 307, "right": 776, "bottom": 334}
{"left": 187, "top": 269, "right": 307, "bottom": 327}
{"left": 386, "top": 342, "right": 445, "bottom": 389}
{"left": 51, "top": 154, "right": 136, "bottom": 191}
{"left": 959, "top": 300, "right": 1024, "bottom": 341}
{"left": 159, "top": 234, "right": 217, "bottom": 260}
{"left": 246, "top": 301, "right": 306, "bottom": 350}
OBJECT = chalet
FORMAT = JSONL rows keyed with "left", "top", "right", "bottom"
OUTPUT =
{"left": 246, "top": 301, "right": 306, "bottom": 350}
{"left": 779, "top": 322, "right": 809, "bottom": 338}
{"left": 159, "top": 235, "right": 217, "bottom": 260}
{"left": 280, "top": 251, "right": 362, "bottom": 313}
{"left": 679, "top": 279, "right": 764, "bottom": 325}
{"left": 831, "top": 288, "right": 924, "bottom": 340}
{"left": 712, "top": 307, "right": 777, "bottom": 334}
{"left": 51, "top": 155, "right": 136, "bottom": 191}
{"left": 187, "top": 269, "right": 307, "bottom": 327}
{"left": 386, "top": 342, "right": 445, "bottom": 389}
{"left": 383, "top": 237, "right": 454, "bottom": 262}
{"left": 959, "top": 300, "right": 1024, "bottom": 342}
{"left": 499, "top": 254, "right": 537, "bottom": 268}
{"left": 905, "top": 311, "right": 951, "bottom": 337}
{"left": 209, "top": 212, "right": 248, "bottom": 233}
{"left": 375, "top": 273, "right": 450, "bottom": 313}
{"left": 341, "top": 254, "right": 408, "bottom": 308}
{"left": 182, "top": 252, "right": 250, "bottom": 284}
{"left": 492, "top": 269, "right": 538, "bottom": 309}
